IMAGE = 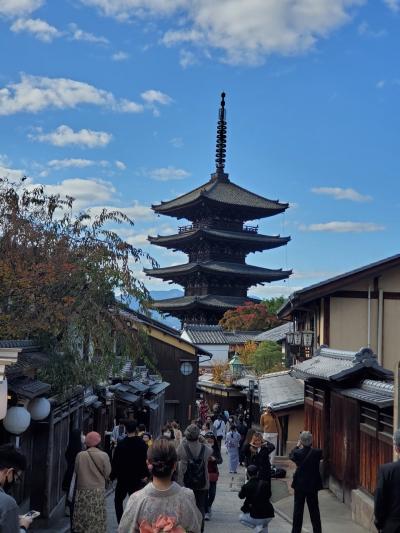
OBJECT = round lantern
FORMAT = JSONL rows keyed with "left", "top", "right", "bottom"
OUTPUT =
{"left": 28, "top": 397, "right": 51, "bottom": 421}
{"left": 3, "top": 406, "right": 31, "bottom": 435}
{"left": 0, "top": 380, "right": 8, "bottom": 420}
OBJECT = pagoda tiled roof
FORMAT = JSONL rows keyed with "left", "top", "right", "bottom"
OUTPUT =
{"left": 152, "top": 178, "right": 288, "bottom": 219}
{"left": 149, "top": 228, "right": 290, "bottom": 251}
{"left": 153, "top": 294, "right": 256, "bottom": 312}
{"left": 145, "top": 261, "right": 291, "bottom": 282}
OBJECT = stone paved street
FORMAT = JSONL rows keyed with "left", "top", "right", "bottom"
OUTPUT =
{"left": 105, "top": 445, "right": 292, "bottom": 533}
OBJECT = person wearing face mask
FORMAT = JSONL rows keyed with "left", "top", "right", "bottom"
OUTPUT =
{"left": 0, "top": 444, "right": 32, "bottom": 533}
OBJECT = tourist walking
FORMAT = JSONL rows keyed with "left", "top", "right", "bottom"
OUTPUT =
{"left": 177, "top": 424, "right": 212, "bottom": 532}
{"left": 243, "top": 432, "right": 274, "bottom": 481}
{"left": 226, "top": 424, "right": 241, "bottom": 474}
{"left": 374, "top": 429, "right": 400, "bottom": 533}
{"left": 118, "top": 438, "right": 202, "bottom": 533}
{"left": 239, "top": 465, "right": 274, "bottom": 532}
{"left": 237, "top": 415, "right": 248, "bottom": 465}
{"left": 213, "top": 414, "right": 226, "bottom": 450}
{"left": 111, "top": 420, "right": 149, "bottom": 523}
{"left": 72, "top": 431, "right": 111, "bottom": 533}
{"left": 0, "top": 444, "right": 33, "bottom": 533}
{"left": 62, "top": 428, "right": 84, "bottom": 529}
{"left": 111, "top": 420, "right": 126, "bottom": 454}
{"left": 259, "top": 404, "right": 280, "bottom": 464}
{"left": 204, "top": 431, "right": 222, "bottom": 521}
{"left": 289, "top": 431, "right": 322, "bottom": 533}
{"left": 172, "top": 421, "right": 183, "bottom": 445}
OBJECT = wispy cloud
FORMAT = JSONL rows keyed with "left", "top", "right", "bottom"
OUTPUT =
{"left": 68, "top": 23, "right": 109, "bottom": 44}
{"left": 300, "top": 221, "right": 385, "bottom": 233}
{"left": 10, "top": 18, "right": 63, "bottom": 42}
{"left": 376, "top": 80, "right": 386, "bottom": 89}
{"left": 179, "top": 49, "right": 198, "bottom": 68}
{"left": 47, "top": 158, "right": 109, "bottom": 169}
{"left": 169, "top": 137, "right": 183, "bottom": 148}
{"left": 0, "top": 74, "right": 145, "bottom": 115}
{"left": 112, "top": 51, "right": 129, "bottom": 61}
{"left": 44, "top": 178, "right": 116, "bottom": 207}
{"left": 384, "top": 0, "right": 400, "bottom": 13}
{"left": 30, "top": 125, "right": 112, "bottom": 148}
{"left": 115, "top": 160, "right": 126, "bottom": 170}
{"left": 357, "top": 21, "right": 387, "bottom": 38}
{"left": 144, "top": 166, "right": 191, "bottom": 181}
{"left": 311, "top": 187, "right": 372, "bottom": 202}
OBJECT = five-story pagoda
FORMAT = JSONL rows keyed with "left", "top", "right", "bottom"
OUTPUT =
{"left": 145, "top": 93, "right": 291, "bottom": 325}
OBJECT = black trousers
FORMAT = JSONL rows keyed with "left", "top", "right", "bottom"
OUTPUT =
{"left": 292, "top": 490, "right": 322, "bottom": 533}
{"left": 216, "top": 435, "right": 223, "bottom": 450}
{"left": 115, "top": 481, "right": 143, "bottom": 523}
{"left": 206, "top": 481, "right": 217, "bottom": 512}
{"left": 193, "top": 489, "right": 208, "bottom": 533}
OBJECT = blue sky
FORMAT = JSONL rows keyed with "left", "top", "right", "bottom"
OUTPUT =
{"left": 0, "top": 0, "right": 399, "bottom": 299}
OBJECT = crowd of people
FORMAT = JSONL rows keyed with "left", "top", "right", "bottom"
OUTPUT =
{"left": 3, "top": 401, "right": 400, "bottom": 533}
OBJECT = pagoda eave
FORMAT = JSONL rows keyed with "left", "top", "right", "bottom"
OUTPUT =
{"left": 152, "top": 295, "right": 257, "bottom": 313}
{"left": 148, "top": 230, "right": 290, "bottom": 252}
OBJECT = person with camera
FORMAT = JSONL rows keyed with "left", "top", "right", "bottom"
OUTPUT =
{"left": 0, "top": 444, "right": 32, "bottom": 533}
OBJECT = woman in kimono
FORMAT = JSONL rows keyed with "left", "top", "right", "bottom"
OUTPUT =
{"left": 225, "top": 424, "right": 241, "bottom": 474}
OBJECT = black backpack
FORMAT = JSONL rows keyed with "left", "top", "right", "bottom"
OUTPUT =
{"left": 183, "top": 444, "right": 206, "bottom": 490}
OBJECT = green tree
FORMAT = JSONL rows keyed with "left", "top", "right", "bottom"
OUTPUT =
{"left": 0, "top": 177, "right": 155, "bottom": 392}
{"left": 253, "top": 341, "right": 284, "bottom": 375}
{"left": 262, "top": 296, "right": 286, "bottom": 316}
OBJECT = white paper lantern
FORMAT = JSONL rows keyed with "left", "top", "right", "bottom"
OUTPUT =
{"left": 0, "top": 380, "right": 7, "bottom": 420}
{"left": 28, "top": 397, "right": 51, "bottom": 421}
{"left": 3, "top": 406, "right": 31, "bottom": 435}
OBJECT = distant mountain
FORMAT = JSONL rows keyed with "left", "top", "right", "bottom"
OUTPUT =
{"left": 149, "top": 290, "right": 182, "bottom": 329}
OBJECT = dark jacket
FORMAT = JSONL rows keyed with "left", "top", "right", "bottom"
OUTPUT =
{"left": 374, "top": 460, "right": 400, "bottom": 532}
{"left": 289, "top": 446, "right": 323, "bottom": 493}
{"left": 0, "top": 487, "right": 24, "bottom": 533}
{"left": 238, "top": 477, "right": 274, "bottom": 519}
{"left": 111, "top": 436, "right": 148, "bottom": 488}
{"left": 243, "top": 442, "right": 274, "bottom": 482}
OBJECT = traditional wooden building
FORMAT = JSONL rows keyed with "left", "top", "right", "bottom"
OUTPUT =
{"left": 292, "top": 346, "right": 393, "bottom": 531}
{"left": 146, "top": 93, "right": 291, "bottom": 325}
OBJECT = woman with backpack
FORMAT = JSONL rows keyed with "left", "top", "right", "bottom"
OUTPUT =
{"left": 177, "top": 424, "right": 213, "bottom": 533}
{"left": 225, "top": 423, "right": 242, "bottom": 474}
{"left": 204, "top": 432, "right": 222, "bottom": 521}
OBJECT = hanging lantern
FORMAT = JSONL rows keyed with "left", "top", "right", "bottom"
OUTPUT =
{"left": 3, "top": 406, "right": 31, "bottom": 435}
{"left": 0, "top": 380, "right": 7, "bottom": 420}
{"left": 28, "top": 397, "right": 51, "bottom": 421}
{"left": 293, "top": 331, "right": 302, "bottom": 346}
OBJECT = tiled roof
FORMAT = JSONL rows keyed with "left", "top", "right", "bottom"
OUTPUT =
{"left": 183, "top": 324, "right": 262, "bottom": 345}
{"left": 0, "top": 340, "right": 38, "bottom": 348}
{"left": 292, "top": 346, "right": 393, "bottom": 382}
{"left": 153, "top": 179, "right": 288, "bottom": 218}
{"left": 154, "top": 294, "right": 255, "bottom": 311}
{"left": 254, "top": 322, "right": 293, "bottom": 342}
{"left": 339, "top": 379, "right": 393, "bottom": 407}
{"left": 6, "top": 351, "right": 49, "bottom": 377}
{"left": 258, "top": 371, "right": 304, "bottom": 411}
{"left": 146, "top": 261, "right": 291, "bottom": 281}
{"left": 184, "top": 325, "right": 227, "bottom": 344}
{"left": 149, "top": 229, "right": 290, "bottom": 252}
{"left": 8, "top": 376, "right": 51, "bottom": 399}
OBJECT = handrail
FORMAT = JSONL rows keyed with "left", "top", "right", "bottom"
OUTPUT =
{"left": 178, "top": 223, "right": 259, "bottom": 234}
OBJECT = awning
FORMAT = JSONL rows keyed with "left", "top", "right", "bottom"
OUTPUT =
{"left": 116, "top": 392, "right": 140, "bottom": 404}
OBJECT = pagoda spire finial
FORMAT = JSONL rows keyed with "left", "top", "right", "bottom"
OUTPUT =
{"left": 211, "top": 92, "right": 229, "bottom": 182}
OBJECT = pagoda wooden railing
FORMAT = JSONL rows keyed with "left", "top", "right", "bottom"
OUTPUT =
{"left": 178, "top": 223, "right": 259, "bottom": 234}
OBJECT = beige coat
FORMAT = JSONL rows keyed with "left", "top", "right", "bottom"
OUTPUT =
{"left": 75, "top": 447, "right": 111, "bottom": 490}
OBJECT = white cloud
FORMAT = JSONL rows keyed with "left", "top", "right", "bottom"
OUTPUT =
{"left": 357, "top": 21, "right": 386, "bottom": 38}
{"left": 112, "top": 51, "right": 129, "bottom": 61}
{"left": 179, "top": 49, "right": 197, "bottom": 68}
{"left": 141, "top": 89, "right": 172, "bottom": 105}
{"left": 384, "top": 0, "right": 400, "bottom": 12}
{"left": 43, "top": 178, "right": 116, "bottom": 207}
{"left": 300, "top": 221, "right": 385, "bottom": 233}
{"left": 0, "top": 74, "right": 144, "bottom": 115}
{"left": 169, "top": 137, "right": 183, "bottom": 148}
{"left": 311, "top": 186, "right": 372, "bottom": 202}
{"left": 31, "top": 125, "right": 112, "bottom": 148}
{"left": 82, "top": 0, "right": 366, "bottom": 65}
{"left": 252, "top": 284, "right": 302, "bottom": 299}
{"left": 376, "top": 80, "right": 386, "bottom": 89}
{"left": 0, "top": 163, "right": 26, "bottom": 180}
{"left": 145, "top": 166, "right": 190, "bottom": 181}
{"left": 10, "top": 18, "right": 62, "bottom": 42}
{"left": 89, "top": 200, "right": 155, "bottom": 221}
{"left": 47, "top": 158, "right": 108, "bottom": 169}
{"left": 0, "top": 0, "right": 43, "bottom": 17}
{"left": 115, "top": 160, "right": 126, "bottom": 170}
{"left": 68, "top": 23, "right": 109, "bottom": 44}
